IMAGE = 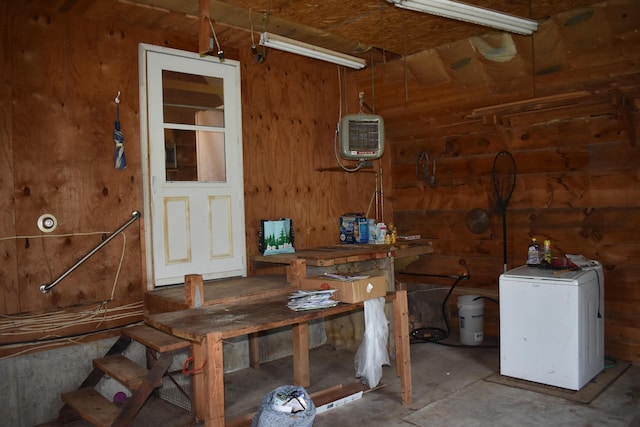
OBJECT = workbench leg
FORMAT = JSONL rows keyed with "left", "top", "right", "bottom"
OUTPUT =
{"left": 191, "top": 342, "right": 206, "bottom": 421}
{"left": 204, "top": 335, "right": 225, "bottom": 427}
{"left": 249, "top": 332, "right": 260, "bottom": 368}
{"left": 393, "top": 290, "right": 412, "bottom": 405}
{"left": 292, "top": 322, "right": 310, "bottom": 387}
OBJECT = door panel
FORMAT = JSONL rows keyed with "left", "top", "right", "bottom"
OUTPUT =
{"left": 164, "top": 197, "right": 191, "bottom": 264}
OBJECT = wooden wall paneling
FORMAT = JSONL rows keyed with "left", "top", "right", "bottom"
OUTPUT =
{"left": 2, "top": 2, "right": 193, "bottom": 328}
{"left": 507, "top": 115, "right": 629, "bottom": 150}
{"left": 390, "top": 130, "right": 504, "bottom": 163}
{"left": 393, "top": 153, "right": 506, "bottom": 185}
{"left": 534, "top": 49, "right": 640, "bottom": 97}
{"left": 509, "top": 171, "right": 640, "bottom": 209}
{"left": 605, "top": 339, "right": 640, "bottom": 364}
{"left": 11, "top": 5, "right": 74, "bottom": 313}
{"left": 498, "top": 98, "right": 622, "bottom": 128}
{"left": 9, "top": 7, "right": 144, "bottom": 313}
{"left": 393, "top": 176, "right": 493, "bottom": 210}
{"left": 0, "top": 1, "right": 19, "bottom": 315}
{"left": 240, "top": 48, "right": 378, "bottom": 265}
{"left": 608, "top": 289, "right": 640, "bottom": 312}
{"left": 507, "top": 207, "right": 640, "bottom": 247}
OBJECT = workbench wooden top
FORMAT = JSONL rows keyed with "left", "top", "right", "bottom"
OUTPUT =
{"left": 145, "top": 293, "right": 395, "bottom": 343}
{"left": 252, "top": 240, "right": 433, "bottom": 266}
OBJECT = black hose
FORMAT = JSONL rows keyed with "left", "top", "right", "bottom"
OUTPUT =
{"left": 409, "top": 273, "right": 468, "bottom": 343}
{"left": 407, "top": 273, "right": 500, "bottom": 348}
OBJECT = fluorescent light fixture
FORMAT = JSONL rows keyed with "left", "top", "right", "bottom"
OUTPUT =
{"left": 259, "top": 32, "right": 367, "bottom": 69}
{"left": 388, "top": 0, "right": 538, "bottom": 35}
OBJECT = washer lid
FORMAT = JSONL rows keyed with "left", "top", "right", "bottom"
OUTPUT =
{"left": 502, "top": 264, "right": 592, "bottom": 282}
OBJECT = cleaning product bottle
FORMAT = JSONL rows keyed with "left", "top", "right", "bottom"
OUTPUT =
{"left": 367, "top": 219, "right": 377, "bottom": 244}
{"left": 376, "top": 222, "right": 387, "bottom": 244}
{"left": 527, "top": 238, "right": 540, "bottom": 266}
{"left": 543, "top": 239, "right": 552, "bottom": 265}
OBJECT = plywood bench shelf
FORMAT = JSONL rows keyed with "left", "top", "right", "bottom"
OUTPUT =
{"left": 144, "top": 274, "right": 292, "bottom": 316}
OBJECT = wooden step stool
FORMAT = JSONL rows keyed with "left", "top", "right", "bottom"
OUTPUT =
{"left": 59, "top": 324, "right": 190, "bottom": 427}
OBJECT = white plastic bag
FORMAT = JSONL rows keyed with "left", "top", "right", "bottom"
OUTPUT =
{"left": 354, "top": 296, "right": 390, "bottom": 388}
{"left": 251, "top": 385, "right": 316, "bottom": 427}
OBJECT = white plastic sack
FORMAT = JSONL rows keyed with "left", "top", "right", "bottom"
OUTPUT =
{"left": 354, "top": 296, "right": 390, "bottom": 388}
{"left": 251, "top": 385, "right": 316, "bottom": 427}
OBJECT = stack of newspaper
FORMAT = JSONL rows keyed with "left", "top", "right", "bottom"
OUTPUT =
{"left": 287, "top": 289, "right": 339, "bottom": 311}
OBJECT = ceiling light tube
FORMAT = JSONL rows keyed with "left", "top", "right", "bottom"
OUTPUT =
{"left": 388, "top": 0, "right": 538, "bottom": 35}
{"left": 259, "top": 32, "right": 367, "bottom": 69}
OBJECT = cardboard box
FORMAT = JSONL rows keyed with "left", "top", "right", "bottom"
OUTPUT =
{"left": 300, "top": 275, "right": 387, "bottom": 303}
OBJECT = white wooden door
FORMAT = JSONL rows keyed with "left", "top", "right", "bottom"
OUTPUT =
{"left": 139, "top": 45, "right": 246, "bottom": 287}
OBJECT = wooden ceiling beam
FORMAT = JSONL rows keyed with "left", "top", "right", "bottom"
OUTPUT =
{"left": 199, "top": 0, "right": 210, "bottom": 55}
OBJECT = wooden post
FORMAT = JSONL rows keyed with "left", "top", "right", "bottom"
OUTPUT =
{"left": 185, "top": 274, "right": 205, "bottom": 308}
{"left": 393, "top": 290, "right": 412, "bottom": 405}
{"left": 198, "top": 0, "right": 210, "bottom": 55}
{"left": 287, "top": 258, "right": 306, "bottom": 288}
{"left": 191, "top": 341, "right": 206, "bottom": 422}
{"left": 204, "top": 334, "right": 226, "bottom": 426}
{"left": 292, "top": 322, "right": 310, "bottom": 387}
{"left": 249, "top": 332, "right": 260, "bottom": 368}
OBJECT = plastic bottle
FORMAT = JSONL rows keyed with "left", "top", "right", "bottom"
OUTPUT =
{"left": 543, "top": 240, "right": 552, "bottom": 264}
{"left": 358, "top": 218, "right": 368, "bottom": 244}
{"left": 376, "top": 222, "right": 387, "bottom": 244}
{"left": 367, "top": 219, "right": 377, "bottom": 244}
{"left": 527, "top": 238, "right": 540, "bottom": 266}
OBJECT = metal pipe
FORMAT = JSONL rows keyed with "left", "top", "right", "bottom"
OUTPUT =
{"left": 40, "top": 210, "right": 141, "bottom": 294}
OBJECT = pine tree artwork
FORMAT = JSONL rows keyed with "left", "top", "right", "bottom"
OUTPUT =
{"left": 259, "top": 218, "right": 295, "bottom": 255}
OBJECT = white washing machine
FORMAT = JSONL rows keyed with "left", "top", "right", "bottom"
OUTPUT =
{"left": 499, "top": 262, "right": 604, "bottom": 390}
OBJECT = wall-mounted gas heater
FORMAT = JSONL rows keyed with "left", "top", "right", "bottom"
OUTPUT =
{"left": 338, "top": 114, "right": 385, "bottom": 161}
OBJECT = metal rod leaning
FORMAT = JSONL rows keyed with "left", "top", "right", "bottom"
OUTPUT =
{"left": 40, "top": 210, "right": 141, "bottom": 294}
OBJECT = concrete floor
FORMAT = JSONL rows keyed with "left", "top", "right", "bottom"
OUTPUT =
{"left": 42, "top": 339, "right": 640, "bottom": 426}
{"left": 232, "top": 341, "right": 640, "bottom": 427}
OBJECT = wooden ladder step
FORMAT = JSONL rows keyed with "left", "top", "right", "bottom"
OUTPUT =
{"left": 122, "top": 324, "right": 190, "bottom": 353}
{"left": 61, "top": 388, "right": 119, "bottom": 427}
{"left": 93, "top": 354, "right": 158, "bottom": 390}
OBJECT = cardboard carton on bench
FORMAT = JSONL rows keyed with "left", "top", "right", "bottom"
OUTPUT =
{"left": 300, "top": 275, "right": 387, "bottom": 303}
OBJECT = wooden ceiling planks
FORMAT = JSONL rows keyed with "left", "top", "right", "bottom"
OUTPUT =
{"left": 31, "top": 0, "right": 616, "bottom": 68}
{"left": 29, "top": 0, "right": 635, "bottom": 119}
{"left": 118, "top": 0, "right": 609, "bottom": 58}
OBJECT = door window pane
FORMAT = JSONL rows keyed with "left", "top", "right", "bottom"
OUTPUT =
{"left": 165, "top": 129, "right": 226, "bottom": 182}
{"left": 162, "top": 70, "right": 225, "bottom": 126}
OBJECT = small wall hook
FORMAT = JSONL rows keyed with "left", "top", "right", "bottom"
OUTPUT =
{"left": 115, "top": 91, "right": 121, "bottom": 104}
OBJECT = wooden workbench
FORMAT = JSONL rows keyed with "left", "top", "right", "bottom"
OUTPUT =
{"left": 145, "top": 290, "right": 412, "bottom": 426}
{"left": 251, "top": 240, "right": 433, "bottom": 267}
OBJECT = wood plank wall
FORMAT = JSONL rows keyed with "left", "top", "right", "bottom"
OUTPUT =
{"left": 239, "top": 50, "right": 380, "bottom": 273}
{"left": 0, "top": 2, "right": 375, "bottom": 355}
{"left": 354, "top": 1, "right": 640, "bottom": 362}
